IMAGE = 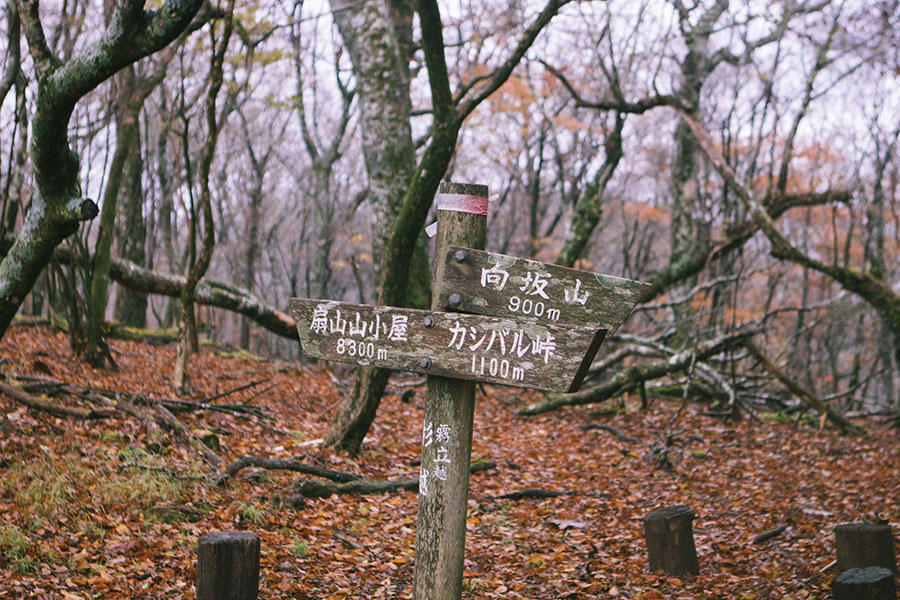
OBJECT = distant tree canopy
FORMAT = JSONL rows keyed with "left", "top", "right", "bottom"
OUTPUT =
{"left": 0, "top": 0, "right": 898, "bottom": 439}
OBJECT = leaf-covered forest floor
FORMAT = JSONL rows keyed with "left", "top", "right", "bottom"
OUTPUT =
{"left": 0, "top": 325, "right": 898, "bottom": 599}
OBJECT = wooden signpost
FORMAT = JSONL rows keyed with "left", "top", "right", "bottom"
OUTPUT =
{"left": 290, "top": 300, "right": 606, "bottom": 393}
{"left": 289, "top": 181, "right": 647, "bottom": 600}
{"left": 436, "top": 246, "right": 651, "bottom": 334}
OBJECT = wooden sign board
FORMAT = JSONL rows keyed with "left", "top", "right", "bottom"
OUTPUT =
{"left": 436, "top": 246, "right": 651, "bottom": 332}
{"left": 290, "top": 299, "right": 606, "bottom": 393}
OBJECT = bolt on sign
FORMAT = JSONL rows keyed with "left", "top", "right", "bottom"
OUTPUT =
{"left": 290, "top": 299, "right": 606, "bottom": 393}
{"left": 436, "top": 246, "right": 651, "bottom": 334}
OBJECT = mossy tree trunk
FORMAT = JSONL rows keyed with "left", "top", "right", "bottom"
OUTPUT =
{"left": 681, "top": 110, "right": 900, "bottom": 392}
{"left": 554, "top": 113, "right": 624, "bottom": 268}
{"left": 113, "top": 99, "right": 150, "bottom": 328}
{"left": 325, "top": 0, "right": 573, "bottom": 454}
{"left": 0, "top": 0, "right": 206, "bottom": 342}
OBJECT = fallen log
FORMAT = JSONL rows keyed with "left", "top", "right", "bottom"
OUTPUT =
{"left": 47, "top": 246, "right": 298, "bottom": 341}
{"left": 282, "top": 460, "right": 496, "bottom": 499}
{"left": 0, "top": 380, "right": 115, "bottom": 419}
{"left": 112, "top": 259, "right": 297, "bottom": 340}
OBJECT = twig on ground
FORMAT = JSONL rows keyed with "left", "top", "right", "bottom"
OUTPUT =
{"left": 581, "top": 423, "right": 640, "bottom": 444}
{"left": 202, "top": 377, "right": 271, "bottom": 404}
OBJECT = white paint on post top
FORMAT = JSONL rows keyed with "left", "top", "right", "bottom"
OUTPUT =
{"left": 426, "top": 190, "right": 492, "bottom": 237}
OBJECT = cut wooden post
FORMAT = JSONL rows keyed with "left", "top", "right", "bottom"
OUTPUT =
{"left": 835, "top": 522, "right": 897, "bottom": 574}
{"left": 643, "top": 505, "right": 700, "bottom": 575}
{"left": 197, "top": 531, "right": 260, "bottom": 600}
{"left": 832, "top": 566, "right": 896, "bottom": 600}
{"left": 412, "top": 182, "right": 488, "bottom": 600}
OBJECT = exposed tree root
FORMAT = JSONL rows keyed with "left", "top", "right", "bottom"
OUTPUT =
{"left": 753, "top": 524, "right": 788, "bottom": 544}
{"left": 217, "top": 456, "right": 362, "bottom": 485}
{"left": 495, "top": 488, "right": 608, "bottom": 501}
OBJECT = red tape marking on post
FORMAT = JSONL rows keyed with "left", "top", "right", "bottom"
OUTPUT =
{"left": 437, "top": 193, "right": 489, "bottom": 216}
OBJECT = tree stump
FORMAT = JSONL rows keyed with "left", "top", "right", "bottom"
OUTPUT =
{"left": 642, "top": 505, "right": 699, "bottom": 575}
{"left": 832, "top": 566, "right": 896, "bottom": 600}
{"left": 835, "top": 522, "right": 897, "bottom": 574}
{"left": 197, "top": 531, "right": 260, "bottom": 600}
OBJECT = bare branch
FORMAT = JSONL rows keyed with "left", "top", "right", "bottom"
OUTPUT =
{"left": 744, "top": 342, "right": 864, "bottom": 435}
{"left": 540, "top": 60, "right": 690, "bottom": 114}
{"left": 455, "top": 0, "right": 573, "bottom": 124}
{"left": 0, "top": 0, "right": 21, "bottom": 104}
{"left": 677, "top": 108, "right": 900, "bottom": 356}
{"left": 16, "top": 0, "right": 58, "bottom": 77}
{"left": 520, "top": 329, "right": 756, "bottom": 415}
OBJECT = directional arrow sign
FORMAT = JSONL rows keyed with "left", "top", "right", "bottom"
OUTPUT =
{"left": 436, "top": 246, "right": 651, "bottom": 332}
{"left": 290, "top": 299, "right": 606, "bottom": 393}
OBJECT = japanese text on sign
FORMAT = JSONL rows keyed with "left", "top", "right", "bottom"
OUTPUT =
{"left": 291, "top": 299, "right": 607, "bottom": 393}
{"left": 420, "top": 421, "right": 453, "bottom": 496}
{"left": 478, "top": 264, "right": 590, "bottom": 321}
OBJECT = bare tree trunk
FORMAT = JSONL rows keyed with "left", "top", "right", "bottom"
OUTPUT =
{"left": 237, "top": 118, "right": 269, "bottom": 350}
{"left": 865, "top": 122, "right": 900, "bottom": 405}
{"left": 86, "top": 64, "right": 140, "bottom": 366}
{"left": 155, "top": 94, "right": 179, "bottom": 328}
{"left": 174, "top": 4, "right": 234, "bottom": 393}
{"left": 1, "top": 57, "right": 27, "bottom": 260}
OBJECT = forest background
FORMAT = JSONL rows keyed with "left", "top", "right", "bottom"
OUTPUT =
{"left": 0, "top": 0, "right": 899, "bottom": 597}
{"left": 0, "top": 0, "right": 898, "bottom": 421}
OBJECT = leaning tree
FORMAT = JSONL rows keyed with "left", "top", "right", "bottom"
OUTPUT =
{"left": 0, "top": 0, "right": 207, "bottom": 339}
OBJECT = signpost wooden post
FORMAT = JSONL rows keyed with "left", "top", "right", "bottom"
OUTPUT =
{"left": 412, "top": 182, "right": 487, "bottom": 600}
{"left": 289, "top": 181, "right": 648, "bottom": 600}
